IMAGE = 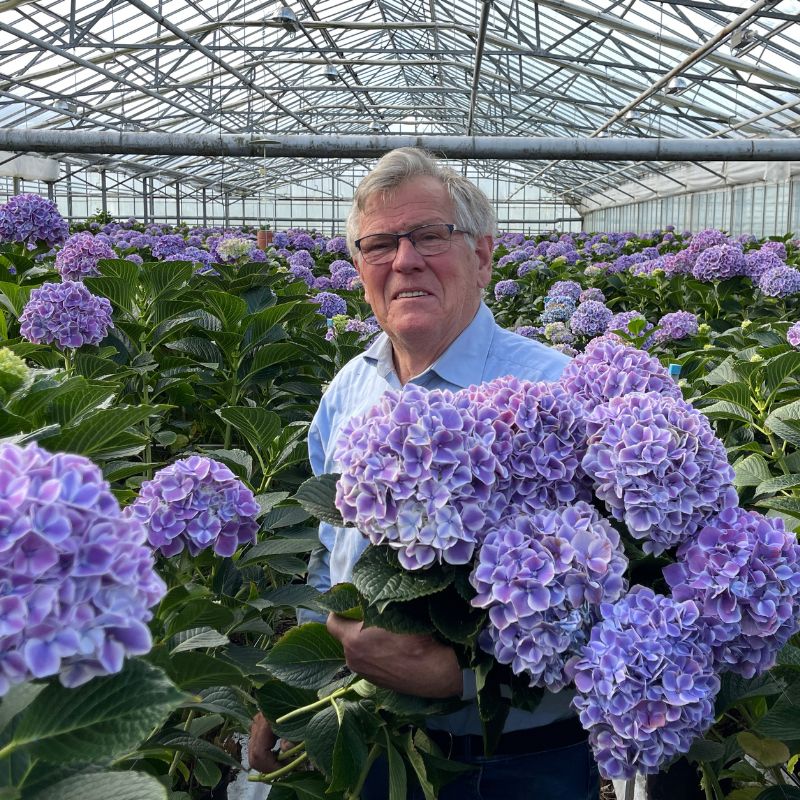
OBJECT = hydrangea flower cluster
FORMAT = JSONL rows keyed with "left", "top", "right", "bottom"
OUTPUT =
{"left": 0, "top": 443, "right": 165, "bottom": 693}
{"left": 517, "top": 260, "right": 542, "bottom": 277}
{"left": 758, "top": 265, "right": 800, "bottom": 298}
{"left": 582, "top": 392, "right": 738, "bottom": 555}
{"left": 653, "top": 311, "right": 699, "bottom": 343}
{"left": 788, "top": 321, "right": 800, "bottom": 348}
{"left": 334, "top": 385, "right": 502, "bottom": 569}
{"left": 331, "top": 266, "right": 360, "bottom": 290}
{"left": 471, "top": 503, "right": 627, "bottom": 691}
{"left": 125, "top": 456, "right": 259, "bottom": 557}
{"left": 19, "top": 281, "right": 114, "bottom": 350}
{"left": 691, "top": 244, "right": 746, "bottom": 282}
{"left": 664, "top": 507, "right": 800, "bottom": 678}
{"left": 288, "top": 250, "right": 315, "bottom": 270}
{"left": 540, "top": 296, "right": 576, "bottom": 325}
{"left": 543, "top": 322, "right": 574, "bottom": 345}
{"left": 54, "top": 232, "right": 115, "bottom": 281}
{"left": 0, "top": 194, "right": 69, "bottom": 249}
{"left": 326, "top": 236, "right": 349, "bottom": 255}
{"left": 606, "top": 311, "right": 651, "bottom": 337}
{"left": 494, "top": 279, "right": 520, "bottom": 299}
{"left": 216, "top": 236, "right": 255, "bottom": 263}
{"left": 548, "top": 280, "right": 582, "bottom": 301}
{"left": 571, "top": 587, "right": 719, "bottom": 779}
{"left": 569, "top": 301, "right": 612, "bottom": 337}
{"left": 515, "top": 325, "right": 542, "bottom": 339}
{"left": 313, "top": 291, "right": 347, "bottom": 318}
{"left": 329, "top": 259, "right": 354, "bottom": 274}
{"left": 579, "top": 288, "right": 605, "bottom": 304}
{"left": 150, "top": 234, "right": 187, "bottom": 260}
{"left": 289, "top": 265, "right": 315, "bottom": 287}
{"left": 744, "top": 250, "right": 785, "bottom": 280}
{"left": 558, "top": 337, "right": 682, "bottom": 411}
{"left": 291, "top": 232, "right": 316, "bottom": 251}
{"left": 0, "top": 347, "right": 29, "bottom": 393}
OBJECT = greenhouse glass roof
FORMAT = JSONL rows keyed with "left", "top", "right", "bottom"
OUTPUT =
{"left": 0, "top": 0, "right": 798, "bottom": 203}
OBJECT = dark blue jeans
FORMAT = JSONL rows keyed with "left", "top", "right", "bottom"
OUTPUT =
{"left": 364, "top": 738, "right": 599, "bottom": 800}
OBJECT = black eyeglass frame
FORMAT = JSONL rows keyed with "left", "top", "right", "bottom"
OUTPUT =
{"left": 354, "top": 223, "right": 467, "bottom": 264}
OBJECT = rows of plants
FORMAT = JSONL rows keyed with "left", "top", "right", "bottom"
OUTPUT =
{"left": 0, "top": 193, "right": 799, "bottom": 800}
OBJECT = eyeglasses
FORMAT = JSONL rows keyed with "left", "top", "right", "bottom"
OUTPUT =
{"left": 354, "top": 223, "right": 466, "bottom": 265}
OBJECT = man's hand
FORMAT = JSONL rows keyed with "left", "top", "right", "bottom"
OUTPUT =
{"left": 326, "top": 613, "right": 462, "bottom": 698}
{"left": 248, "top": 713, "right": 281, "bottom": 773}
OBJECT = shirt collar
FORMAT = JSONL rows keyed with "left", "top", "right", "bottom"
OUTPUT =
{"left": 362, "top": 302, "right": 494, "bottom": 389}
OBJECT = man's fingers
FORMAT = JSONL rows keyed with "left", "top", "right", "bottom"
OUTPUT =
{"left": 248, "top": 712, "right": 281, "bottom": 773}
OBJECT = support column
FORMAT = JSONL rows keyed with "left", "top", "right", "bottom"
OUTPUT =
{"left": 46, "top": 181, "right": 55, "bottom": 201}
{"left": 142, "top": 178, "right": 149, "bottom": 224}
{"left": 66, "top": 166, "right": 73, "bottom": 223}
{"left": 100, "top": 169, "right": 107, "bottom": 215}
{"left": 202, "top": 187, "right": 207, "bottom": 227}
{"left": 223, "top": 192, "right": 230, "bottom": 228}
{"left": 175, "top": 182, "right": 181, "bottom": 224}
{"left": 12, "top": 176, "right": 20, "bottom": 195}
{"left": 148, "top": 177, "right": 155, "bottom": 224}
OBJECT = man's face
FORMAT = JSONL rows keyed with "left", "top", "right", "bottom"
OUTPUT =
{"left": 353, "top": 176, "right": 493, "bottom": 351}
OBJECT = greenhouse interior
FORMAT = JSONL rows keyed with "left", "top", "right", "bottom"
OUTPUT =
{"left": 1, "top": 0, "right": 800, "bottom": 799}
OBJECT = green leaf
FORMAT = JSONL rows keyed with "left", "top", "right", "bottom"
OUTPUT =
{"left": 756, "top": 680, "right": 800, "bottom": 740}
{"left": 145, "top": 262, "right": 193, "bottom": 301}
{"left": 737, "top": 732, "right": 790, "bottom": 767}
{"left": 239, "top": 536, "right": 319, "bottom": 565}
{"left": 169, "top": 627, "right": 230, "bottom": 654}
{"left": 292, "top": 474, "right": 345, "bottom": 526}
{"left": 733, "top": 453, "right": 774, "bottom": 488}
{"left": 8, "top": 660, "right": 184, "bottom": 763}
{"left": 203, "top": 291, "right": 249, "bottom": 329}
{"left": 152, "top": 729, "right": 241, "bottom": 768}
{"left": 193, "top": 759, "right": 222, "bottom": 788}
{"left": 304, "top": 706, "right": 338, "bottom": 777}
{"left": 168, "top": 652, "right": 246, "bottom": 691}
{"left": 184, "top": 686, "right": 253, "bottom": 727}
{"left": 755, "top": 473, "right": 800, "bottom": 497}
{"left": 247, "top": 342, "right": 308, "bottom": 378}
{"left": 429, "top": 590, "right": 485, "bottom": 645}
{"left": 216, "top": 406, "right": 280, "bottom": 456}
{"left": 253, "top": 491, "right": 290, "bottom": 517}
{"left": 701, "top": 382, "right": 754, "bottom": 412}
{"left": 386, "top": 737, "right": 407, "bottom": 800}
{"left": 0, "top": 684, "right": 44, "bottom": 734}
{"left": 765, "top": 351, "right": 800, "bottom": 394}
{"left": 0, "top": 282, "right": 31, "bottom": 318}
{"left": 685, "top": 737, "right": 726, "bottom": 763}
{"left": 315, "top": 584, "right": 363, "bottom": 620}
{"left": 400, "top": 729, "right": 435, "bottom": 800}
{"left": 27, "top": 771, "right": 167, "bottom": 800}
{"left": 776, "top": 644, "right": 800, "bottom": 669}
{"left": 705, "top": 357, "right": 739, "bottom": 386}
{"left": 255, "top": 680, "right": 318, "bottom": 741}
{"left": 755, "top": 497, "right": 800, "bottom": 521}
{"left": 249, "top": 584, "right": 323, "bottom": 612}
{"left": 83, "top": 276, "right": 136, "bottom": 314}
{"left": 352, "top": 546, "right": 453, "bottom": 613}
{"left": 716, "top": 671, "right": 785, "bottom": 714}
{"left": 328, "top": 702, "right": 369, "bottom": 792}
{"left": 702, "top": 401, "right": 755, "bottom": 424}
{"left": 259, "top": 623, "right": 346, "bottom": 691}
{"left": 755, "top": 787, "right": 800, "bottom": 800}
{"left": 165, "top": 337, "right": 223, "bottom": 364}
{"left": 261, "top": 505, "right": 311, "bottom": 530}
{"left": 363, "top": 599, "right": 433, "bottom": 635}
{"left": 47, "top": 384, "right": 117, "bottom": 427}
{"left": 766, "top": 400, "right": 800, "bottom": 447}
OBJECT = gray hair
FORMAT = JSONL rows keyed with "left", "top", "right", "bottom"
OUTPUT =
{"left": 345, "top": 147, "right": 497, "bottom": 256}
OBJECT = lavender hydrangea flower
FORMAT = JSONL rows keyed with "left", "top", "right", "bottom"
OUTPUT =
{"left": 326, "top": 236, "right": 349, "bottom": 255}
{"left": 582, "top": 392, "right": 738, "bottom": 555}
{"left": 691, "top": 244, "right": 746, "bottom": 282}
{"left": 515, "top": 325, "right": 542, "bottom": 339}
{"left": 0, "top": 194, "right": 69, "bottom": 249}
{"left": 331, "top": 266, "right": 360, "bottom": 290}
{"left": 19, "top": 281, "right": 113, "bottom": 350}
{"left": 761, "top": 240, "right": 788, "bottom": 260}
{"left": 788, "top": 321, "right": 800, "bottom": 348}
{"left": 55, "top": 233, "right": 115, "bottom": 281}
{"left": 288, "top": 250, "right": 315, "bottom": 270}
{"left": 494, "top": 280, "right": 520, "bottom": 299}
{"left": 150, "top": 234, "right": 187, "bottom": 260}
{"left": 471, "top": 503, "right": 627, "bottom": 691}
{"left": 543, "top": 322, "right": 574, "bottom": 345}
{"left": 744, "top": 250, "right": 785, "bottom": 280}
{"left": 664, "top": 507, "right": 800, "bottom": 678}
{"left": 570, "top": 301, "right": 612, "bottom": 337}
{"left": 313, "top": 291, "right": 347, "bottom": 318}
{"left": 758, "top": 265, "right": 800, "bottom": 298}
{"left": 290, "top": 232, "right": 316, "bottom": 251}
{"left": 548, "top": 280, "right": 582, "bottom": 301}
{"left": 334, "top": 385, "right": 503, "bottom": 569}
{"left": 289, "top": 265, "right": 315, "bottom": 287}
{"left": 579, "top": 288, "right": 605, "bottom": 304}
{"left": 572, "top": 587, "right": 719, "bottom": 779}
{"left": 0, "top": 442, "right": 165, "bottom": 693}
{"left": 606, "top": 311, "right": 652, "bottom": 338}
{"left": 329, "top": 259, "right": 354, "bottom": 275}
{"left": 126, "top": 253, "right": 144, "bottom": 266}
{"left": 517, "top": 260, "right": 542, "bottom": 277}
{"left": 654, "top": 311, "right": 699, "bottom": 343}
{"left": 540, "top": 296, "right": 576, "bottom": 325}
{"left": 125, "top": 456, "right": 259, "bottom": 557}
{"left": 558, "top": 338, "right": 682, "bottom": 411}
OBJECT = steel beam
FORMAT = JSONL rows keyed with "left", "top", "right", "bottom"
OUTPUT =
{"left": 4, "top": 129, "right": 800, "bottom": 160}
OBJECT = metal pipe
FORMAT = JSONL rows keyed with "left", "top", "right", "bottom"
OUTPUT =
{"left": 466, "top": 1, "right": 493, "bottom": 136}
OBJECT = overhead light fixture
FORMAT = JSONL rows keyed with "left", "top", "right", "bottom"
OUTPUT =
{"left": 54, "top": 99, "right": 78, "bottom": 115}
{"left": 370, "top": 120, "right": 385, "bottom": 133}
{"left": 665, "top": 76, "right": 690, "bottom": 95}
{"left": 729, "top": 27, "right": 758, "bottom": 53}
{"left": 324, "top": 64, "right": 339, "bottom": 82}
{"left": 272, "top": 6, "right": 299, "bottom": 34}
{"left": 623, "top": 109, "right": 643, "bottom": 124}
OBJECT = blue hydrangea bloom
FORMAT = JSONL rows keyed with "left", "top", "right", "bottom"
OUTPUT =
{"left": 0, "top": 443, "right": 165, "bottom": 693}
{"left": 55, "top": 232, "right": 115, "bottom": 281}
{"left": 664, "top": 507, "right": 800, "bottom": 678}
{"left": 758, "top": 265, "right": 800, "bottom": 297}
{"left": 570, "top": 301, "right": 612, "bottom": 337}
{"left": 514, "top": 325, "right": 542, "bottom": 339}
{"left": 290, "top": 232, "right": 316, "bottom": 251}
{"left": 329, "top": 259, "right": 355, "bottom": 275}
{"left": 126, "top": 456, "right": 259, "bottom": 557}
{"left": 548, "top": 280, "right": 582, "bottom": 301}
{"left": 539, "top": 296, "right": 576, "bottom": 325}
{"left": 0, "top": 194, "right": 69, "bottom": 249}
{"left": 331, "top": 266, "right": 360, "bottom": 290}
{"left": 326, "top": 236, "right": 349, "bottom": 255}
{"left": 151, "top": 234, "right": 187, "bottom": 260}
{"left": 744, "top": 250, "right": 785, "bottom": 280}
{"left": 313, "top": 291, "right": 347, "bottom": 318}
{"left": 19, "top": 281, "right": 114, "bottom": 350}
{"left": 471, "top": 502, "right": 627, "bottom": 691}
{"left": 654, "top": 311, "right": 699, "bottom": 343}
{"left": 582, "top": 392, "right": 737, "bottom": 555}
{"left": 494, "top": 280, "right": 520, "bottom": 299}
{"left": 288, "top": 250, "right": 315, "bottom": 270}
{"left": 691, "top": 244, "right": 746, "bottom": 282}
{"left": 572, "top": 587, "right": 719, "bottom": 779}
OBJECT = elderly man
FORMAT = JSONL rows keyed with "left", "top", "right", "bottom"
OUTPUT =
{"left": 251, "top": 148, "right": 599, "bottom": 800}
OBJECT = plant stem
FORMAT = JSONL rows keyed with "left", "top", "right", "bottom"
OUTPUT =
{"left": 0, "top": 742, "right": 17, "bottom": 760}
{"left": 275, "top": 686, "right": 350, "bottom": 724}
{"left": 277, "top": 741, "right": 306, "bottom": 762}
{"left": 346, "top": 744, "right": 381, "bottom": 800}
{"left": 248, "top": 751, "right": 308, "bottom": 782}
{"left": 167, "top": 710, "right": 196, "bottom": 778}
{"left": 63, "top": 348, "right": 73, "bottom": 378}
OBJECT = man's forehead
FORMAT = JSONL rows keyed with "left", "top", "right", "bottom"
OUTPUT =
{"left": 362, "top": 176, "right": 450, "bottom": 214}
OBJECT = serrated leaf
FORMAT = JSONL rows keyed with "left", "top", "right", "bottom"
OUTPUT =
{"left": 776, "top": 643, "right": 800, "bottom": 668}
{"left": 705, "top": 357, "right": 739, "bottom": 386}
{"left": 755, "top": 497, "right": 800, "bottom": 520}
{"left": 152, "top": 729, "right": 241, "bottom": 768}
{"left": 737, "top": 732, "right": 789, "bottom": 767}
{"left": 261, "top": 505, "right": 311, "bottom": 530}
{"left": 27, "top": 770, "right": 167, "bottom": 800}
{"left": 701, "top": 382, "right": 753, "bottom": 412}
{"left": 247, "top": 342, "right": 308, "bottom": 378}
{"left": 733, "top": 453, "right": 774, "bottom": 488}
{"left": 260, "top": 623, "right": 345, "bottom": 690}
{"left": 249, "top": 584, "right": 323, "bottom": 612}
{"left": 765, "top": 351, "right": 800, "bottom": 394}
{"left": 254, "top": 680, "right": 318, "bottom": 741}
{"left": 8, "top": 660, "right": 184, "bottom": 763}
{"left": 352, "top": 546, "right": 453, "bottom": 612}
{"left": 239, "top": 536, "right": 319, "bottom": 564}
{"left": 145, "top": 262, "right": 193, "bottom": 301}
{"left": 168, "top": 652, "right": 246, "bottom": 691}
{"left": 203, "top": 291, "right": 249, "bottom": 330}
{"left": 165, "top": 337, "right": 223, "bottom": 364}
{"left": 755, "top": 473, "right": 800, "bottom": 498}
{"left": 254, "top": 491, "right": 290, "bottom": 517}
{"left": 0, "top": 683, "right": 45, "bottom": 734}
{"left": 216, "top": 406, "right": 280, "bottom": 455}
{"left": 756, "top": 680, "right": 800, "bottom": 741}
{"left": 169, "top": 627, "right": 230, "bottom": 654}
{"left": 303, "top": 706, "right": 338, "bottom": 777}
{"left": 766, "top": 400, "right": 800, "bottom": 447}
{"left": 183, "top": 686, "right": 253, "bottom": 727}
{"left": 328, "top": 702, "right": 368, "bottom": 793}
{"left": 315, "top": 584, "right": 363, "bottom": 620}
{"left": 702, "top": 401, "right": 755, "bottom": 424}
{"left": 292, "top": 474, "right": 345, "bottom": 526}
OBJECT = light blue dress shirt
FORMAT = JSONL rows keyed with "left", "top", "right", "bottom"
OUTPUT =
{"left": 303, "top": 301, "right": 575, "bottom": 733}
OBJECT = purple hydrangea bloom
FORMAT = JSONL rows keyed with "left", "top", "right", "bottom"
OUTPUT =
{"left": 572, "top": 587, "right": 719, "bottom": 780}
{"left": 273, "top": 231, "right": 290, "bottom": 249}
{"left": 539, "top": 297, "right": 576, "bottom": 325}
{"left": 331, "top": 266, "right": 360, "bottom": 290}
{"left": 517, "top": 260, "right": 542, "bottom": 277}
{"left": 758, "top": 265, "right": 800, "bottom": 298}
{"left": 664, "top": 507, "right": 800, "bottom": 678}
{"left": 288, "top": 250, "right": 315, "bottom": 270}
{"left": 287, "top": 265, "right": 314, "bottom": 287}
{"left": 788, "top": 321, "right": 800, "bottom": 348}
{"left": 165, "top": 246, "right": 214, "bottom": 269}
{"left": 150, "top": 234, "right": 187, "bottom": 260}
{"left": 515, "top": 325, "right": 542, "bottom": 339}
{"left": 313, "top": 291, "right": 347, "bottom": 318}
{"left": 326, "top": 236, "right": 349, "bottom": 255}
{"left": 329, "top": 259, "right": 355, "bottom": 275}
{"left": 471, "top": 503, "right": 627, "bottom": 691}
{"left": 19, "top": 281, "right": 113, "bottom": 350}
{"left": 761, "top": 240, "right": 788, "bottom": 260}
{"left": 553, "top": 343, "right": 579, "bottom": 357}
{"left": 579, "top": 288, "right": 605, "bottom": 304}
{"left": 691, "top": 244, "right": 746, "bottom": 282}
{"left": 126, "top": 253, "right": 144, "bottom": 266}
{"left": 654, "top": 311, "right": 699, "bottom": 343}
{"left": 125, "top": 456, "right": 259, "bottom": 557}
{"left": 55, "top": 233, "right": 115, "bottom": 281}
{"left": 313, "top": 276, "right": 333, "bottom": 291}
{"left": 591, "top": 242, "right": 614, "bottom": 257}
{"left": 494, "top": 280, "right": 521, "bottom": 299}
{"left": 0, "top": 194, "right": 69, "bottom": 249}
{"left": 545, "top": 243, "right": 579, "bottom": 264}
{"left": 606, "top": 311, "right": 653, "bottom": 339}
{"left": 0, "top": 443, "right": 165, "bottom": 693}
{"left": 544, "top": 322, "right": 574, "bottom": 345}
{"left": 548, "top": 280, "right": 582, "bottom": 301}
{"left": 334, "top": 385, "right": 502, "bottom": 569}
{"left": 570, "top": 301, "right": 612, "bottom": 337}
{"left": 558, "top": 338, "right": 682, "bottom": 411}
{"left": 582, "top": 392, "right": 737, "bottom": 555}
{"left": 744, "top": 250, "right": 785, "bottom": 280}
{"left": 629, "top": 258, "right": 665, "bottom": 277}
{"left": 290, "top": 232, "right": 316, "bottom": 251}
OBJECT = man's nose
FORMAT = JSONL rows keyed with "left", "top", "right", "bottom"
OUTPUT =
{"left": 391, "top": 236, "right": 425, "bottom": 270}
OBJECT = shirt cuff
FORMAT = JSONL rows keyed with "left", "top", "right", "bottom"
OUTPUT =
{"left": 460, "top": 669, "right": 477, "bottom": 701}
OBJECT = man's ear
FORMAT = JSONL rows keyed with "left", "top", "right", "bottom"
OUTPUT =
{"left": 354, "top": 254, "right": 372, "bottom": 305}
{"left": 475, "top": 234, "right": 494, "bottom": 289}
